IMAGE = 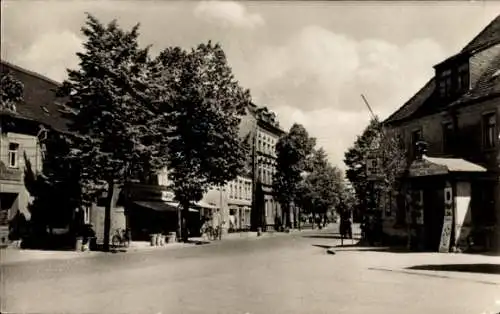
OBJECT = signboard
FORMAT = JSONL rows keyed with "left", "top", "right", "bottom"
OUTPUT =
{"left": 439, "top": 183, "right": 454, "bottom": 253}
{"left": 366, "top": 157, "right": 383, "bottom": 181}
{"left": 408, "top": 159, "right": 448, "bottom": 177}
{"left": 161, "top": 191, "right": 175, "bottom": 202}
{"left": 439, "top": 217, "right": 453, "bottom": 253}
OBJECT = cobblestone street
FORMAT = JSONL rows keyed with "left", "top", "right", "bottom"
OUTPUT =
{"left": 2, "top": 227, "right": 499, "bottom": 314}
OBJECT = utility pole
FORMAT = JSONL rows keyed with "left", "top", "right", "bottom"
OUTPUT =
{"left": 361, "top": 94, "right": 377, "bottom": 121}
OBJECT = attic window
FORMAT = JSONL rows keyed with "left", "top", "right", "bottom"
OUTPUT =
{"left": 41, "top": 106, "right": 49, "bottom": 114}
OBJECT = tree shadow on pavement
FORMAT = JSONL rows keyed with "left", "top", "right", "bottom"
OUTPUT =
{"left": 303, "top": 234, "right": 343, "bottom": 239}
{"left": 312, "top": 244, "right": 334, "bottom": 249}
{"left": 407, "top": 263, "right": 500, "bottom": 275}
{"left": 314, "top": 241, "right": 414, "bottom": 253}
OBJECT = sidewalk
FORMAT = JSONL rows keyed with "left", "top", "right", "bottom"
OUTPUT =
{"left": 0, "top": 247, "right": 103, "bottom": 265}
{"left": 327, "top": 239, "right": 500, "bottom": 285}
{"left": 0, "top": 230, "right": 286, "bottom": 265}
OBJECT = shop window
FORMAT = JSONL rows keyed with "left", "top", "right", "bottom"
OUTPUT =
{"left": 482, "top": 112, "right": 497, "bottom": 149}
{"left": 8, "top": 143, "right": 19, "bottom": 168}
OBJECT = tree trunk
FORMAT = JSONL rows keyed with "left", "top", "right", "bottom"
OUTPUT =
{"left": 283, "top": 202, "right": 291, "bottom": 229}
{"left": 297, "top": 207, "right": 302, "bottom": 231}
{"left": 181, "top": 201, "right": 190, "bottom": 243}
{"left": 103, "top": 181, "right": 114, "bottom": 252}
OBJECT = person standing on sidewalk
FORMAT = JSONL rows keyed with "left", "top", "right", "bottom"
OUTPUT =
{"left": 212, "top": 209, "right": 223, "bottom": 240}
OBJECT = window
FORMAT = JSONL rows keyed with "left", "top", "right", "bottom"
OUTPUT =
{"left": 442, "top": 122, "right": 454, "bottom": 153}
{"left": 483, "top": 113, "right": 497, "bottom": 149}
{"left": 411, "top": 129, "right": 423, "bottom": 156}
{"left": 8, "top": 143, "right": 19, "bottom": 168}
{"left": 457, "top": 63, "right": 470, "bottom": 92}
{"left": 438, "top": 69, "right": 452, "bottom": 98}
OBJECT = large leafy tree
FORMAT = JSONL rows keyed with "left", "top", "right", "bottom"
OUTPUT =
{"left": 0, "top": 70, "right": 24, "bottom": 112}
{"left": 274, "top": 123, "right": 316, "bottom": 229}
{"left": 58, "top": 14, "right": 169, "bottom": 251}
{"left": 344, "top": 117, "right": 407, "bottom": 221}
{"left": 155, "top": 42, "right": 251, "bottom": 241}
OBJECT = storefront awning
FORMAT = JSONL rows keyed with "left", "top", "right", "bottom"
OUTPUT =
{"left": 409, "top": 155, "right": 487, "bottom": 177}
{"left": 134, "top": 201, "right": 199, "bottom": 212}
{"left": 192, "top": 200, "right": 219, "bottom": 210}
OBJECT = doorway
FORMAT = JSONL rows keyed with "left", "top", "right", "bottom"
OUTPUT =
{"left": 422, "top": 185, "right": 445, "bottom": 251}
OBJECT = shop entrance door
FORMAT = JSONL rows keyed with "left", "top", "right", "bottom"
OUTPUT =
{"left": 423, "top": 185, "right": 445, "bottom": 251}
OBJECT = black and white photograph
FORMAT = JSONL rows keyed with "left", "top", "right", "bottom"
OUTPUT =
{"left": 1, "top": 1, "right": 500, "bottom": 313}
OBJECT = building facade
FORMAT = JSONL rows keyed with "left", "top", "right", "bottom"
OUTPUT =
{"left": 382, "top": 16, "right": 500, "bottom": 252}
{"left": 0, "top": 60, "right": 74, "bottom": 246}
{"left": 202, "top": 104, "right": 286, "bottom": 232}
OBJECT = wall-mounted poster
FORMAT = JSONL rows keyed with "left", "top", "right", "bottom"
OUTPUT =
{"left": 439, "top": 183, "right": 454, "bottom": 253}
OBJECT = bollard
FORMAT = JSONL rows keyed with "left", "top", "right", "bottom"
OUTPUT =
{"left": 167, "top": 232, "right": 176, "bottom": 243}
{"left": 257, "top": 227, "right": 262, "bottom": 236}
{"left": 75, "top": 237, "right": 83, "bottom": 252}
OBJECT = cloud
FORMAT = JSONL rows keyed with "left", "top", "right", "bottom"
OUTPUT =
{"left": 194, "top": 1, "right": 264, "bottom": 29}
{"left": 231, "top": 25, "right": 447, "bottom": 168}
{"left": 10, "top": 30, "right": 83, "bottom": 82}
{"left": 0, "top": 2, "right": 459, "bottom": 169}
{"left": 273, "top": 105, "right": 373, "bottom": 171}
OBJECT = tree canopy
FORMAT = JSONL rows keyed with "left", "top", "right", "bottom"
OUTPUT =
{"left": 298, "top": 147, "right": 344, "bottom": 219}
{"left": 344, "top": 117, "right": 407, "bottom": 217}
{"left": 0, "top": 70, "right": 24, "bottom": 112}
{"left": 155, "top": 41, "right": 251, "bottom": 240}
{"left": 274, "top": 123, "right": 316, "bottom": 228}
{"left": 57, "top": 14, "right": 171, "bottom": 250}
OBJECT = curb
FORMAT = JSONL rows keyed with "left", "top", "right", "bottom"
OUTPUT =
{"left": 368, "top": 267, "right": 500, "bottom": 286}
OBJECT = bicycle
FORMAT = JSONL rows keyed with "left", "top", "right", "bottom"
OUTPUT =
{"left": 111, "top": 228, "right": 131, "bottom": 248}
{"left": 204, "top": 225, "right": 221, "bottom": 241}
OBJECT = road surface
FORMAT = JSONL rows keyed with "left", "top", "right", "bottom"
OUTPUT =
{"left": 2, "top": 227, "right": 499, "bottom": 314}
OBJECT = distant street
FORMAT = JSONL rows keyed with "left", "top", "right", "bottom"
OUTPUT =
{"left": 2, "top": 226, "right": 500, "bottom": 314}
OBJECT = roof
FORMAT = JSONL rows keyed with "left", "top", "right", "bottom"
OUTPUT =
{"left": 435, "top": 15, "right": 500, "bottom": 69}
{"left": 408, "top": 155, "right": 487, "bottom": 177}
{"left": 383, "top": 78, "right": 436, "bottom": 124}
{"left": 448, "top": 50, "right": 500, "bottom": 108}
{"left": 0, "top": 60, "right": 72, "bottom": 133}
{"left": 461, "top": 14, "right": 500, "bottom": 53}
{"left": 423, "top": 156, "right": 487, "bottom": 172}
{"left": 134, "top": 201, "right": 199, "bottom": 212}
{"left": 384, "top": 15, "right": 500, "bottom": 125}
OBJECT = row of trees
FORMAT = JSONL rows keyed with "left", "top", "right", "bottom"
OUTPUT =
{"left": 274, "top": 124, "right": 351, "bottom": 229}
{"left": 0, "top": 14, "right": 253, "bottom": 250}
{"left": 2, "top": 14, "right": 349, "bottom": 248}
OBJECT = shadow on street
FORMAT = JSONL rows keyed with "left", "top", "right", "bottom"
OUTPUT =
{"left": 407, "top": 263, "right": 500, "bottom": 275}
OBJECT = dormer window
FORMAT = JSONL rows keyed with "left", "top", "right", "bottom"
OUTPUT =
{"left": 437, "top": 61, "right": 469, "bottom": 99}
{"left": 457, "top": 63, "right": 470, "bottom": 92}
{"left": 438, "top": 69, "right": 453, "bottom": 98}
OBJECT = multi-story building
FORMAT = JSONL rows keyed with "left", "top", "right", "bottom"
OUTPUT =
{"left": 383, "top": 15, "right": 500, "bottom": 252}
{"left": 201, "top": 104, "right": 286, "bottom": 232}
{"left": 0, "top": 60, "right": 73, "bottom": 246}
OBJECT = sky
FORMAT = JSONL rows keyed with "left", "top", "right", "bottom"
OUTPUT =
{"left": 1, "top": 1, "right": 499, "bottom": 169}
